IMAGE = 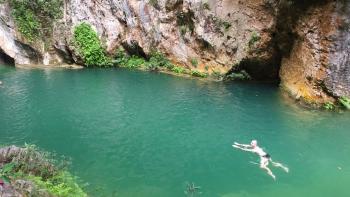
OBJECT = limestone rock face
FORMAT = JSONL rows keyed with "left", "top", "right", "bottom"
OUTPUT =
{"left": 0, "top": 3, "right": 40, "bottom": 65}
{"left": 280, "top": 1, "right": 350, "bottom": 104}
{"left": 0, "top": 0, "right": 349, "bottom": 104}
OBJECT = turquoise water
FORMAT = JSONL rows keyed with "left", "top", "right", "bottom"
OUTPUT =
{"left": 0, "top": 64, "right": 350, "bottom": 197}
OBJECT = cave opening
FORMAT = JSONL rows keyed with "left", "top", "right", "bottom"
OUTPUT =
{"left": 0, "top": 49, "right": 15, "bottom": 66}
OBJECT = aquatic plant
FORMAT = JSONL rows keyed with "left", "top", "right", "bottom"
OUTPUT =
{"left": 73, "top": 22, "right": 112, "bottom": 67}
{"left": 7, "top": 0, "right": 63, "bottom": 42}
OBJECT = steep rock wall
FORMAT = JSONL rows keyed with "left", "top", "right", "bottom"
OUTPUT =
{"left": 280, "top": 0, "right": 350, "bottom": 104}
{"left": 0, "top": 0, "right": 349, "bottom": 105}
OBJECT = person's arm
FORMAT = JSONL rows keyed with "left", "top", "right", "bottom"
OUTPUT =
{"left": 234, "top": 142, "right": 251, "bottom": 148}
{"left": 232, "top": 145, "right": 255, "bottom": 152}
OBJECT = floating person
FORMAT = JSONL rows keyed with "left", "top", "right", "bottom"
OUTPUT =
{"left": 232, "top": 140, "right": 289, "bottom": 180}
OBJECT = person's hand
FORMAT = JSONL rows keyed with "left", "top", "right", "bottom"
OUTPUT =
{"left": 234, "top": 142, "right": 240, "bottom": 146}
{"left": 232, "top": 144, "right": 240, "bottom": 149}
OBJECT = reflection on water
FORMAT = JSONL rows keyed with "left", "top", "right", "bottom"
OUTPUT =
{"left": 0, "top": 65, "right": 350, "bottom": 197}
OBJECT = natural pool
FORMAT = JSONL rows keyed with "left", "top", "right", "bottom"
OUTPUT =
{"left": 0, "top": 64, "right": 349, "bottom": 197}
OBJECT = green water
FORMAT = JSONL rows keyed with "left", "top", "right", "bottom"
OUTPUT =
{"left": 0, "top": 65, "right": 349, "bottom": 197}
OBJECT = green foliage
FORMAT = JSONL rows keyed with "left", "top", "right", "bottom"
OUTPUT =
{"left": 179, "top": 25, "right": 187, "bottom": 36}
{"left": 211, "top": 70, "right": 224, "bottom": 80}
{"left": 191, "top": 70, "right": 208, "bottom": 78}
{"left": 338, "top": 96, "right": 350, "bottom": 109}
{"left": 248, "top": 31, "right": 261, "bottom": 48}
{"left": 149, "top": 0, "right": 158, "bottom": 8}
{"left": 176, "top": 11, "right": 195, "bottom": 35}
{"left": 171, "top": 66, "right": 185, "bottom": 74}
{"left": 222, "top": 21, "right": 231, "bottom": 31}
{"left": 1, "top": 144, "right": 86, "bottom": 197}
{"left": 0, "top": 163, "right": 15, "bottom": 184}
{"left": 8, "top": 0, "right": 63, "bottom": 42}
{"left": 73, "top": 23, "right": 112, "bottom": 67}
{"left": 204, "top": 65, "right": 209, "bottom": 71}
{"left": 323, "top": 102, "right": 335, "bottom": 110}
{"left": 146, "top": 51, "right": 174, "bottom": 70}
{"left": 24, "top": 172, "right": 86, "bottom": 197}
{"left": 114, "top": 49, "right": 145, "bottom": 69}
{"left": 190, "top": 58, "right": 198, "bottom": 67}
{"left": 202, "top": 2, "right": 210, "bottom": 10}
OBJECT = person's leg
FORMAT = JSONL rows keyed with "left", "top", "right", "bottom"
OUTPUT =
{"left": 270, "top": 160, "right": 289, "bottom": 173}
{"left": 260, "top": 157, "right": 275, "bottom": 180}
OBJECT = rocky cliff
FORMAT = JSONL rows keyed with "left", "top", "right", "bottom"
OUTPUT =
{"left": 0, "top": 0, "right": 349, "bottom": 106}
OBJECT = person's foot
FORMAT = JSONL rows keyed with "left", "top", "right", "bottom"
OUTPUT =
{"left": 271, "top": 174, "right": 276, "bottom": 180}
{"left": 284, "top": 167, "right": 289, "bottom": 173}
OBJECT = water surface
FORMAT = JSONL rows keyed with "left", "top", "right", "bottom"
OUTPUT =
{"left": 0, "top": 65, "right": 349, "bottom": 196}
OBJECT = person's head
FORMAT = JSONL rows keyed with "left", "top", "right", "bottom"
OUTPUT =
{"left": 251, "top": 140, "right": 258, "bottom": 147}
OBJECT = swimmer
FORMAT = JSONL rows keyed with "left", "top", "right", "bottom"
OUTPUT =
{"left": 233, "top": 140, "right": 289, "bottom": 180}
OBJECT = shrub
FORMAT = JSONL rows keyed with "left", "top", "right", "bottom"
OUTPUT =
{"left": 202, "top": 2, "right": 210, "bottom": 10}
{"left": 146, "top": 51, "right": 173, "bottom": 70}
{"left": 190, "top": 58, "right": 198, "bottom": 67}
{"left": 1, "top": 144, "right": 87, "bottom": 197}
{"left": 73, "top": 23, "right": 112, "bottom": 67}
{"left": 323, "top": 102, "right": 335, "bottom": 110}
{"left": 338, "top": 96, "right": 350, "bottom": 109}
{"left": 191, "top": 70, "right": 208, "bottom": 78}
{"left": 149, "top": 0, "right": 158, "bottom": 8}
{"left": 176, "top": 11, "right": 195, "bottom": 34}
{"left": 171, "top": 66, "right": 185, "bottom": 74}
{"left": 211, "top": 70, "right": 224, "bottom": 80}
{"left": 8, "top": 0, "right": 63, "bottom": 42}
{"left": 248, "top": 31, "right": 261, "bottom": 48}
{"left": 179, "top": 25, "right": 187, "bottom": 36}
{"left": 222, "top": 21, "right": 231, "bottom": 31}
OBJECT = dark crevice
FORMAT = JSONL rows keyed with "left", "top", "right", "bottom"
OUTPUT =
{"left": 230, "top": 0, "right": 331, "bottom": 82}
{"left": 121, "top": 40, "right": 147, "bottom": 58}
{"left": 0, "top": 49, "right": 15, "bottom": 66}
{"left": 15, "top": 41, "right": 43, "bottom": 64}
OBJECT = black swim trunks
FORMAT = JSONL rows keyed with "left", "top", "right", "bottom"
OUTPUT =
{"left": 263, "top": 154, "right": 271, "bottom": 158}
